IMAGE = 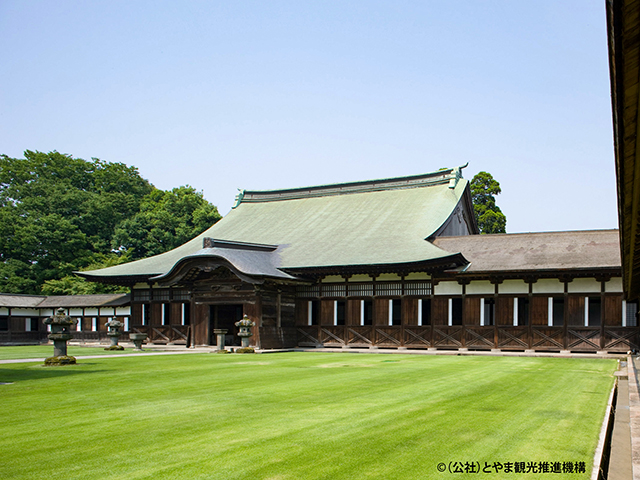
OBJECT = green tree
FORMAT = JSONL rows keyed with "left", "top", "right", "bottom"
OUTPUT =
{"left": 0, "top": 151, "right": 221, "bottom": 294}
{"left": 470, "top": 171, "right": 507, "bottom": 234}
{"left": 41, "top": 251, "right": 133, "bottom": 295}
{"left": 112, "top": 186, "right": 222, "bottom": 259}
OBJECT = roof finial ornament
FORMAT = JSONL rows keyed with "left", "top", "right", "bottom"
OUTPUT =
{"left": 232, "top": 189, "right": 246, "bottom": 209}
{"left": 448, "top": 163, "right": 468, "bottom": 189}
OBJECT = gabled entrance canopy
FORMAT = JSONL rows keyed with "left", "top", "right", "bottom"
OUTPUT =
{"left": 151, "top": 239, "right": 299, "bottom": 286}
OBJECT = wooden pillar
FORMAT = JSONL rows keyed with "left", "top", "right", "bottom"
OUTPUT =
{"left": 563, "top": 280, "right": 569, "bottom": 350}
{"left": 131, "top": 304, "right": 143, "bottom": 326}
{"left": 150, "top": 303, "right": 162, "bottom": 326}
{"left": 244, "top": 298, "right": 261, "bottom": 348}
{"left": 526, "top": 278, "right": 536, "bottom": 349}
{"left": 189, "top": 298, "right": 196, "bottom": 347}
{"left": 600, "top": 279, "right": 606, "bottom": 349}
{"left": 193, "top": 303, "right": 209, "bottom": 346}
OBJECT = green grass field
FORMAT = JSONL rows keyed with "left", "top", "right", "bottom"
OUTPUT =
{"left": 0, "top": 351, "right": 617, "bottom": 480}
{"left": 0, "top": 344, "right": 153, "bottom": 360}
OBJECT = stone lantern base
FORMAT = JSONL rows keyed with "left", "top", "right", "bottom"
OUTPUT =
{"left": 235, "top": 347, "right": 255, "bottom": 354}
{"left": 44, "top": 355, "right": 76, "bottom": 366}
{"left": 104, "top": 345, "right": 124, "bottom": 351}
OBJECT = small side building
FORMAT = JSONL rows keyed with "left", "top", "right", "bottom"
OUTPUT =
{"left": 0, "top": 293, "right": 131, "bottom": 344}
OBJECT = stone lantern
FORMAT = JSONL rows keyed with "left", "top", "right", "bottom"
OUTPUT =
{"left": 129, "top": 333, "right": 147, "bottom": 351}
{"left": 43, "top": 308, "right": 77, "bottom": 365}
{"left": 235, "top": 315, "right": 255, "bottom": 348}
{"left": 213, "top": 329, "right": 228, "bottom": 351}
{"left": 105, "top": 318, "right": 125, "bottom": 350}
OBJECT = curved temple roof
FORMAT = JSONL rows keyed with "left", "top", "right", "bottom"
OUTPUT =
{"left": 80, "top": 167, "right": 474, "bottom": 284}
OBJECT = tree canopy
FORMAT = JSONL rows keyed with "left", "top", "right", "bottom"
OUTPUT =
{"left": 0, "top": 150, "right": 221, "bottom": 294}
{"left": 112, "top": 186, "right": 221, "bottom": 259}
{"left": 470, "top": 171, "right": 507, "bottom": 234}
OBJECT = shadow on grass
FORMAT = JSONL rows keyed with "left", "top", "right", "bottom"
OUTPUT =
{"left": 0, "top": 363, "right": 105, "bottom": 384}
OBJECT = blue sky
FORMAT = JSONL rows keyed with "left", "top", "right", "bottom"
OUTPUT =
{"left": 0, "top": 1, "right": 615, "bottom": 233}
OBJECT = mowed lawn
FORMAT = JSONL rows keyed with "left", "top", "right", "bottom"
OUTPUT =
{"left": 0, "top": 352, "right": 616, "bottom": 480}
{"left": 0, "top": 344, "right": 152, "bottom": 360}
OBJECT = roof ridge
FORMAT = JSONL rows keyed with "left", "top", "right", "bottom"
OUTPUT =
{"left": 233, "top": 165, "right": 468, "bottom": 207}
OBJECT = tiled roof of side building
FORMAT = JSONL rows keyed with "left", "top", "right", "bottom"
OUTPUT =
{"left": 0, "top": 294, "right": 47, "bottom": 308}
{"left": 36, "top": 294, "right": 130, "bottom": 308}
{"left": 433, "top": 229, "right": 621, "bottom": 274}
{"left": 0, "top": 293, "right": 130, "bottom": 308}
{"left": 79, "top": 166, "right": 475, "bottom": 282}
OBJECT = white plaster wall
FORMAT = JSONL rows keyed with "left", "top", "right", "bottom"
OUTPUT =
{"left": 84, "top": 308, "right": 99, "bottom": 316}
{"left": 499, "top": 280, "right": 528, "bottom": 294}
{"left": 405, "top": 272, "right": 431, "bottom": 280}
{"left": 434, "top": 281, "right": 462, "bottom": 295}
{"left": 348, "top": 274, "right": 372, "bottom": 282}
{"left": 69, "top": 308, "right": 83, "bottom": 316}
{"left": 532, "top": 279, "right": 564, "bottom": 294}
{"left": 567, "top": 278, "right": 601, "bottom": 293}
{"left": 605, "top": 277, "right": 624, "bottom": 293}
{"left": 321, "top": 275, "right": 343, "bottom": 283}
{"left": 116, "top": 307, "right": 131, "bottom": 315}
{"left": 9, "top": 308, "right": 40, "bottom": 317}
{"left": 466, "top": 280, "right": 494, "bottom": 295}
{"left": 0, "top": 308, "right": 8, "bottom": 316}
{"left": 376, "top": 273, "right": 402, "bottom": 281}
{"left": 99, "top": 307, "right": 115, "bottom": 316}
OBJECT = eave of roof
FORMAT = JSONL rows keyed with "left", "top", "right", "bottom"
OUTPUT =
{"left": 0, "top": 293, "right": 130, "bottom": 308}
{"left": 608, "top": 0, "right": 640, "bottom": 300}
{"left": 0, "top": 293, "right": 47, "bottom": 308}
{"left": 433, "top": 229, "right": 621, "bottom": 276}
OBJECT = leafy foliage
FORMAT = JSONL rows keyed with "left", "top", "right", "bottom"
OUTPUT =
{"left": 112, "top": 186, "right": 221, "bottom": 259}
{"left": 41, "top": 252, "right": 133, "bottom": 295}
{"left": 470, "top": 171, "right": 507, "bottom": 234}
{"left": 0, "top": 150, "right": 221, "bottom": 294}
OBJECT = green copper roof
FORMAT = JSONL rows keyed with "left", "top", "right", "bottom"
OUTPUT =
{"left": 81, "top": 167, "right": 472, "bottom": 281}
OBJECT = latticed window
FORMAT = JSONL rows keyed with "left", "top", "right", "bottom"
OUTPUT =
{"left": 322, "top": 284, "right": 346, "bottom": 297}
{"left": 376, "top": 282, "right": 402, "bottom": 296}
{"left": 154, "top": 289, "right": 170, "bottom": 302}
{"left": 133, "top": 290, "right": 151, "bottom": 302}
{"left": 173, "top": 290, "right": 190, "bottom": 301}
{"left": 296, "top": 285, "right": 320, "bottom": 298}
{"left": 404, "top": 282, "right": 432, "bottom": 296}
{"left": 348, "top": 283, "right": 374, "bottom": 297}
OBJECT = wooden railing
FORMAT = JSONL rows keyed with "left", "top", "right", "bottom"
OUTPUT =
{"left": 296, "top": 325, "right": 640, "bottom": 352}
{"left": 0, "top": 331, "right": 48, "bottom": 344}
{"left": 130, "top": 325, "right": 191, "bottom": 345}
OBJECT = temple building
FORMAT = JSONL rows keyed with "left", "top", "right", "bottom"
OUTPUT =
{"left": 79, "top": 166, "right": 638, "bottom": 353}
